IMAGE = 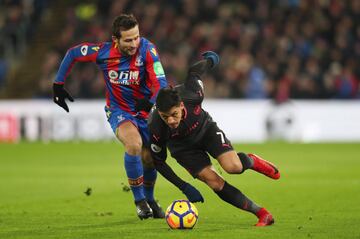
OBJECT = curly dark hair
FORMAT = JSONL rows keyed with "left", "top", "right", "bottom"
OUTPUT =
{"left": 112, "top": 14, "right": 138, "bottom": 39}
{"left": 156, "top": 87, "right": 182, "bottom": 113}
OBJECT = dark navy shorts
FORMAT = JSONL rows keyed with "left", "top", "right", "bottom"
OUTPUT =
{"left": 170, "top": 122, "right": 233, "bottom": 177}
{"left": 105, "top": 106, "right": 150, "bottom": 145}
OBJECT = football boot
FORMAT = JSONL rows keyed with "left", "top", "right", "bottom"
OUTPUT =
{"left": 255, "top": 208, "right": 274, "bottom": 227}
{"left": 135, "top": 199, "right": 153, "bottom": 220}
{"left": 248, "top": 153, "right": 280, "bottom": 180}
{"left": 147, "top": 200, "right": 165, "bottom": 218}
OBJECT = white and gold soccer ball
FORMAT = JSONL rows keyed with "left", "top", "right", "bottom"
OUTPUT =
{"left": 165, "top": 199, "right": 198, "bottom": 229}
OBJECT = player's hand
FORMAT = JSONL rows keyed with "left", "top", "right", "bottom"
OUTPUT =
{"left": 181, "top": 183, "right": 204, "bottom": 203}
{"left": 135, "top": 98, "right": 153, "bottom": 112}
{"left": 53, "top": 83, "right": 74, "bottom": 112}
{"left": 201, "top": 51, "right": 219, "bottom": 68}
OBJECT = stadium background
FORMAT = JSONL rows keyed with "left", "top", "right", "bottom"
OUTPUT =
{"left": 0, "top": 0, "right": 359, "bottom": 142}
{"left": 1, "top": 0, "right": 359, "bottom": 100}
{"left": 0, "top": 1, "right": 360, "bottom": 239}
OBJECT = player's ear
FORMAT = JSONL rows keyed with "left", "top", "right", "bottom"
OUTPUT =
{"left": 112, "top": 36, "right": 119, "bottom": 42}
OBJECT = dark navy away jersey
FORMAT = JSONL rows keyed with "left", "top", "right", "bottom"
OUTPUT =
{"left": 148, "top": 60, "right": 214, "bottom": 161}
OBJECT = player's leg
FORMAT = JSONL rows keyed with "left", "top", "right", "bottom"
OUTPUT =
{"left": 141, "top": 148, "right": 156, "bottom": 201}
{"left": 218, "top": 151, "right": 280, "bottom": 179}
{"left": 137, "top": 119, "right": 165, "bottom": 218}
{"left": 216, "top": 151, "right": 280, "bottom": 179}
{"left": 116, "top": 121, "right": 152, "bottom": 219}
{"left": 202, "top": 123, "right": 248, "bottom": 174}
{"left": 204, "top": 122, "right": 280, "bottom": 179}
{"left": 246, "top": 153, "right": 280, "bottom": 179}
{"left": 105, "top": 107, "right": 152, "bottom": 219}
{"left": 216, "top": 150, "right": 244, "bottom": 173}
{"left": 196, "top": 166, "right": 274, "bottom": 226}
{"left": 141, "top": 147, "right": 165, "bottom": 218}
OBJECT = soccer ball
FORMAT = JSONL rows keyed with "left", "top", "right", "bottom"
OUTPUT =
{"left": 165, "top": 199, "right": 198, "bottom": 229}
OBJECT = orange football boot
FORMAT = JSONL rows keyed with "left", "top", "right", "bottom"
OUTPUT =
{"left": 248, "top": 153, "right": 280, "bottom": 180}
{"left": 255, "top": 208, "right": 274, "bottom": 227}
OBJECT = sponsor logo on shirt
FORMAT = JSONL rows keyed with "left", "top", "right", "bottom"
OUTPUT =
{"left": 108, "top": 70, "right": 118, "bottom": 79}
{"left": 108, "top": 70, "right": 140, "bottom": 85}
{"left": 91, "top": 46, "right": 100, "bottom": 52}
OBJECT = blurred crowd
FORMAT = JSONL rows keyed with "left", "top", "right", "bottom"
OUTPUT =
{"left": 0, "top": 0, "right": 49, "bottom": 88}
{"left": 4, "top": 0, "right": 360, "bottom": 100}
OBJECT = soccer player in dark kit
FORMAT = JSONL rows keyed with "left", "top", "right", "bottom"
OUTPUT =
{"left": 148, "top": 51, "right": 280, "bottom": 226}
{"left": 52, "top": 14, "right": 167, "bottom": 219}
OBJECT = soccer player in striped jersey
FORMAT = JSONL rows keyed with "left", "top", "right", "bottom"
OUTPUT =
{"left": 53, "top": 14, "right": 167, "bottom": 220}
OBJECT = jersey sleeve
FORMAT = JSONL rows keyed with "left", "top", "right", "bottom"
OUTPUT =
{"left": 145, "top": 43, "right": 168, "bottom": 103}
{"left": 54, "top": 42, "right": 100, "bottom": 84}
{"left": 149, "top": 133, "right": 167, "bottom": 162}
{"left": 184, "top": 59, "right": 212, "bottom": 93}
{"left": 148, "top": 111, "right": 168, "bottom": 162}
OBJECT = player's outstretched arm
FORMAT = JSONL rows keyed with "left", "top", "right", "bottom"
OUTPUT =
{"left": 53, "top": 43, "right": 99, "bottom": 112}
{"left": 145, "top": 43, "right": 168, "bottom": 104}
{"left": 187, "top": 51, "right": 219, "bottom": 76}
{"left": 153, "top": 159, "right": 187, "bottom": 189}
{"left": 153, "top": 160, "right": 204, "bottom": 203}
{"left": 184, "top": 51, "right": 219, "bottom": 92}
{"left": 201, "top": 51, "right": 219, "bottom": 68}
{"left": 180, "top": 183, "right": 204, "bottom": 203}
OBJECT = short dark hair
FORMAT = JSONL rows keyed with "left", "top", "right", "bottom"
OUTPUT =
{"left": 156, "top": 87, "right": 181, "bottom": 112}
{"left": 112, "top": 14, "right": 138, "bottom": 38}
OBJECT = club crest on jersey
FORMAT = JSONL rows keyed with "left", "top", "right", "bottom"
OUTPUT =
{"left": 135, "top": 55, "right": 143, "bottom": 66}
{"left": 117, "top": 114, "right": 125, "bottom": 123}
{"left": 108, "top": 70, "right": 140, "bottom": 85}
{"left": 194, "top": 105, "right": 201, "bottom": 115}
{"left": 80, "top": 45, "right": 88, "bottom": 56}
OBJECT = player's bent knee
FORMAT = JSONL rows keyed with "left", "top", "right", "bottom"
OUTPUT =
{"left": 207, "top": 179, "right": 225, "bottom": 191}
{"left": 142, "top": 156, "right": 154, "bottom": 168}
{"left": 197, "top": 166, "right": 225, "bottom": 191}
{"left": 200, "top": 176, "right": 225, "bottom": 191}
{"left": 223, "top": 162, "right": 243, "bottom": 174}
{"left": 141, "top": 148, "right": 154, "bottom": 167}
{"left": 125, "top": 142, "right": 142, "bottom": 155}
{"left": 218, "top": 151, "right": 244, "bottom": 174}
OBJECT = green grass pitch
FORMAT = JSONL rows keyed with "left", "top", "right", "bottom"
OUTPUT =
{"left": 0, "top": 142, "right": 359, "bottom": 239}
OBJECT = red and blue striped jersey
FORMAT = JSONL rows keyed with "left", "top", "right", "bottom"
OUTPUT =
{"left": 54, "top": 37, "right": 167, "bottom": 119}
